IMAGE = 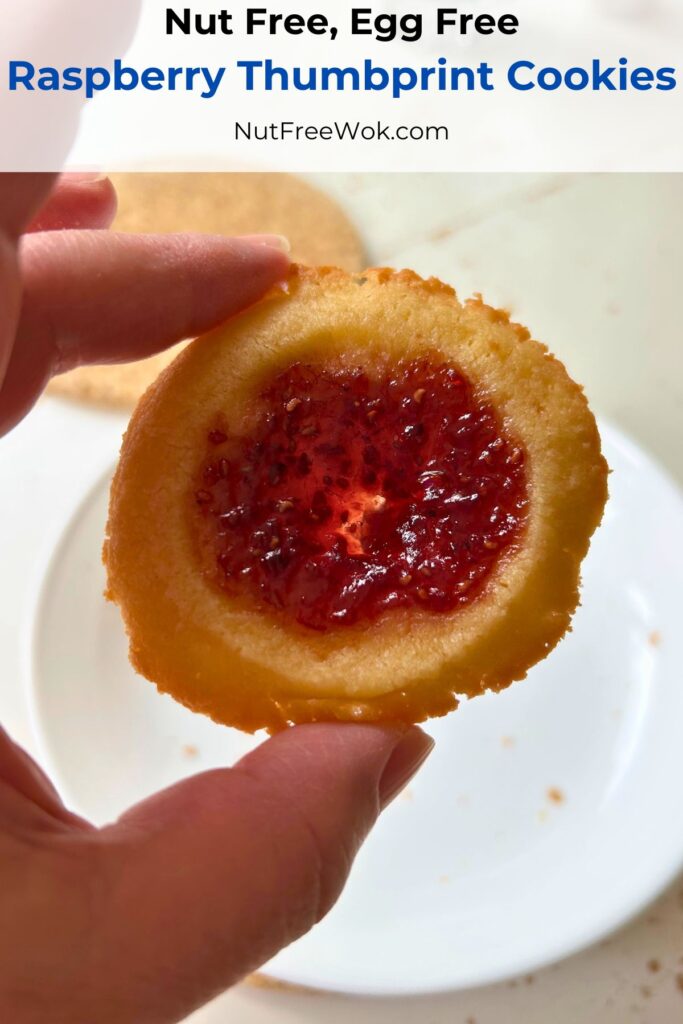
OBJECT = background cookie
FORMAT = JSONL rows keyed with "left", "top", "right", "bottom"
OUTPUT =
{"left": 48, "top": 172, "right": 366, "bottom": 408}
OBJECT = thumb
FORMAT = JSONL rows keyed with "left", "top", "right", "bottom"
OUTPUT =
{"left": 94, "top": 724, "right": 433, "bottom": 1024}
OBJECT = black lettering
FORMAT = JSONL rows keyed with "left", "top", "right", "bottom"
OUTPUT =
{"left": 166, "top": 7, "right": 190, "bottom": 34}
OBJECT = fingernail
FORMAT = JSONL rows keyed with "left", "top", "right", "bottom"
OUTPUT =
{"left": 60, "top": 171, "right": 109, "bottom": 185}
{"left": 379, "top": 727, "right": 435, "bottom": 809}
{"left": 238, "top": 233, "right": 291, "bottom": 254}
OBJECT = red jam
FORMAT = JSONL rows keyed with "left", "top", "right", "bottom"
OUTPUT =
{"left": 193, "top": 358, "right": 527, "bottom": 631}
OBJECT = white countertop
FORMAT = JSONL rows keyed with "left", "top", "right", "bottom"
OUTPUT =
{"left": 2, "top": 173, "right": 683, "bottom": 1023}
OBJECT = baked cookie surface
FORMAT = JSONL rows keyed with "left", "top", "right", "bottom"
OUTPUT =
{"left": 105, "top": 266, "right": 608, "bottom": 733}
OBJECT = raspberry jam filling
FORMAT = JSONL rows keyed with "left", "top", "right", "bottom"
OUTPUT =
{"left": 193, "top": 357, "right": 528, "bottom": 631}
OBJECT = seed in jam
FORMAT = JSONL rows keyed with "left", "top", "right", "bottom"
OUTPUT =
{"left": 192, "top": 357, "right": 528, "bottom": 631}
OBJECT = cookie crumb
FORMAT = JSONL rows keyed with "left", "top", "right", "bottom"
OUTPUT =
{"left": 401, "top": 787, "right": 414, "bottom": 802}
{"left": 648, "top": 630, "right": 662, "bottom": 647}
{"left": 647, "top": 959, "right": 661, "bottom": 974}
{"left": 430, "top": 226, "right": 455, "bottom": 243}
{"left": 547, "top": 787, "right": 565, "bottom": 804}
{"left": 182, "top": 744, "right": 199, "bottom": 758}
{"left": 501, "top": 735, "right": 516, "bottom": 749}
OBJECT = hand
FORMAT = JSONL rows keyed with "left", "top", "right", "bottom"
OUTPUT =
{"left": 0, "top": 174, "right": 434, "bottom": 1024}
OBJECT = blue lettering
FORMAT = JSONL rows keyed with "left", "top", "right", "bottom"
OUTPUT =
{"left": 9, "top": 61, "right": 35, "bottom": 90}
{"left": 237, "top": 61, "right": 262, "bottom": 90}
{"left": 508, "top": 60, "right": 535, "bottom": 91}
{"left": 200, "top": 66, "right": 225, "bottom": 98}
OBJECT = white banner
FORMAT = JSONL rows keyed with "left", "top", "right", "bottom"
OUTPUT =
{"left": 2, "top": 0, "right": 682, "bottom": 170}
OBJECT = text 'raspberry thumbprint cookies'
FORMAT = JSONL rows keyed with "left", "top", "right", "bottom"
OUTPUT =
{"left": 104, "top": 267, "right": 608, "bottom": 733}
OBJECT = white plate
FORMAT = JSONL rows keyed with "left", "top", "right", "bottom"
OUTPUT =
{"left": 27, "top": 423, "right": 683, "bottom": 996}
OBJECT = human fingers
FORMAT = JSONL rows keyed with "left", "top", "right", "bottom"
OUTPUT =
{"left": 26, "top": 173, "right": 117, "bottom": 232}
{"left": 91, "top": 724, "right": 433, "bottom": 1024}
{"left": 0, "top": 230, "right": 290, "bottom": 435}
